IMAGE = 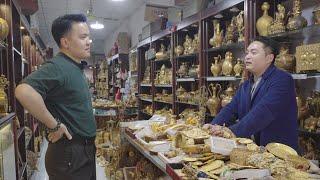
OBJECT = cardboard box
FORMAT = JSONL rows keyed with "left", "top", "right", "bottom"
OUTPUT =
{"left": 181, "top": 0, "right": 209, "bottom": 18}
{"left": 141, "top": 18, "right": 167, "bottom": 40}
{"left": 168, "top": 7, "right": 182, "bottom": 23}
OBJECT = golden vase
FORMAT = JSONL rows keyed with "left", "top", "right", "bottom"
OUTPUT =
{"left": 256, "top": 2, "right": 273, "bottom": 36}
{"left": 222, "top": 51, "right": 234, "bottom": 76}
{"left": 211, "top": 55, "right": 222, "bottom": 77}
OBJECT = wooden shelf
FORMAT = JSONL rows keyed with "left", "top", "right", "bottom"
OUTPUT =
{"left": 154, "top": 57, "right": 171, "bottom": 63}
{"left": 268, "top": 24, "right": 320, "bottom": 40}
{"left": 154, "top": 100, "right": 173, "bottom": 105}
{"left": 176, "top": 101, "right": 199, "bottom": 106}
{"left": 291, "top": 73, "right": 320, "bottom": 80}
{"left": 154, "top": 84, "right": 172, "bottom": 88}
{"left": 140, "top": 83, "right": 152, "bottom": 87}
{"left": 175, "top": 53, "right": 198, "bottom": 59}
{"left": 206, "top": 76, "right": 241, "bottom": 81}
{"left": 176, "top": 77, "right": 197, "bottom": 82}
{"left": 140, "top": 98, "right": 153, "bottom": 103}
{"left": 205, "top": 42, "right": 245, "bottom": 53}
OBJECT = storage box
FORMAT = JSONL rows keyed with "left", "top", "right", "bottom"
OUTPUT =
{"left": 117, "top": 32, "right": 130, "bottom": 54}
{"left": 168, "top": 7, "right": 182, "bottom": 23}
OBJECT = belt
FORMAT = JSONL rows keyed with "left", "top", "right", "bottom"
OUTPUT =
{"left": 71, "top": 135, "right": 96, "bottom": 145}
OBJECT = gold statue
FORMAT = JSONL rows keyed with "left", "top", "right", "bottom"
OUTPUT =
{"left": 236, "top": 11, "right": 244, "bottom": 42}
{"left": 268, "top": 4, "right": 286, "bottom": 35}
{"left": 0, "top": 75, "right": 9, "bottom": 116}
{"left": 287, "top": 0, "right": 307, "bottom": 31}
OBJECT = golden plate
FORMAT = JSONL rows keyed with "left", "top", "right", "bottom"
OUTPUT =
{"left": 266, "top": 143, "right": 298, "bottom": 159}
{"left": 236, "top": 138, "right": 253, "bottom": 144}
{"left": 200, "top": 160, "right": 224, "bottom": 172}
{"left": 183, "top": 157, "right": 198, "bottom": 162}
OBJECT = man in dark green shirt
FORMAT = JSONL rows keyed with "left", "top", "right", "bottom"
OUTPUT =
{"left": 15, "top": 14, "right": 96, "bottom": 180}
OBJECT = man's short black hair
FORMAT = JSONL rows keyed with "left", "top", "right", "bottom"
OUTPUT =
{"left": 51, "top": 14, "right": 87, "bottom": 47}
{"left": 252, "top": 36, "right": 280, "bottom": 59}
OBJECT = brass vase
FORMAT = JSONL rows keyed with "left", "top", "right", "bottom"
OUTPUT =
{"left": 211, "top": 55, "right": 222, "bottom": 77}
{"left": 0, "top": 75, "right": 9, "bottom": 116}
{"left": 222, "top": 51, "right": 234, "bottom": 76}
{"left": 233, "top": 58, "right": 244, "bottom": 77}
{"left": 275, "top": 45, "right": 295, "bottom": 72}
{"left": 210, "top": 20, "right": 224, "bottom": 48}
{"left": 256, "top": 2, "right": 273, "bottom": 36}
{"left": 287, "top": 0, "right": 307, "bottom": 31}
{"left": 206, "top": 83, "right": 221, "bottom": 116}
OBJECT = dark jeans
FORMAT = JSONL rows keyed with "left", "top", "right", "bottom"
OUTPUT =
{"left": 45, "top": 136, "right": 96, "bottom": 180}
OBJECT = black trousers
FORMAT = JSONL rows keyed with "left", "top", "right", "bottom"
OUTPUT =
{"left": 45, "top": 136, "right": 96, "bottom": 180}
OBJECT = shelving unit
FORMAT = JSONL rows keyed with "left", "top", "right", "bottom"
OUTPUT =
{"left": 0, "top": 0, "right": 48, "bottom": 179}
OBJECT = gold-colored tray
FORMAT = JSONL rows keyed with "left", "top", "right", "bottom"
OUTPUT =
{"left": 266, "top": 143, "right": 297, "bottom": 159}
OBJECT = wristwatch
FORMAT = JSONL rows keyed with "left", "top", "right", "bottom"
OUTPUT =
{"left": 46, "top": 120, "right": 61, "bottom": 133}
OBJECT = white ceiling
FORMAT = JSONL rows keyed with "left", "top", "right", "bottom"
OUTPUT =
{"left": 35, "top": 0, "right": 175, "bottom": 54}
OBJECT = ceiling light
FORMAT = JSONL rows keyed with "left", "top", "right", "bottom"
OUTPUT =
{"left": 230, "top": 7, "right": 240, "bottom": 12}
{"left": 20, "top": 26, "right": 25, "bottom": 30}
{"left": 90, "top": 21, "right": 104, "bottom": 29}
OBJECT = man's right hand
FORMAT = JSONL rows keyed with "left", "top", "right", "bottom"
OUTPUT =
{"left": 48, "top": 123, "right": 72, "bottom": 143}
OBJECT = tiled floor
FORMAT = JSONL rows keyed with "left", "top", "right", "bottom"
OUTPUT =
{"left": 30, "top": 140, "right": 107, "bottom": 180}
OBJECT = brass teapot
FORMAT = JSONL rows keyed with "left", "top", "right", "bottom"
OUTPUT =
{"left": 222, "top": 51, "right": 234, "bottom": 76}
{"left": 221, "top": 85, "right": 235, "bottom": 107}
{"left": 175, "top": 45, "right": 184, "bottom": 56}
{"left": 155, "top": 44, "right": 168, "bottom": 60}
{"left": 177, "top": 62, "right": 188, "bottom": 78}
{"left": 209, "top": 20, "right": 224, "bottom": 48}
{"left": 287, "top": 0, "right": 307, "bottom": 31}
{"left": 275, "top": 45, "right": 295, "bottom": 72}
{"left": 226, "top": 18, "right": 236, "bottom": 44}
{"left": 188, "top": 64, "right": 199, "bottom": 78}
{"left": 206, "top": 83, "right": 222, "bottom": 116}
{"left": 0, "top": 75, "right": 8, "bottom": 116}
{"left": 256, "top": 2, "right": 273, "bottom": 36}
{"left": 211, "top": 55, "right": 222, "bottom": 77}
{"left": 233, "top": 58, "right": 244, "bottom": 77}
{"left": 176, "top": 86, "right": 186, "bottom": 99}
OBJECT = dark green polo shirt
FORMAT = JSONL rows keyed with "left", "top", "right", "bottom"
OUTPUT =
{"left": 22, "top": 52, "right": 96, "bottom": 137}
